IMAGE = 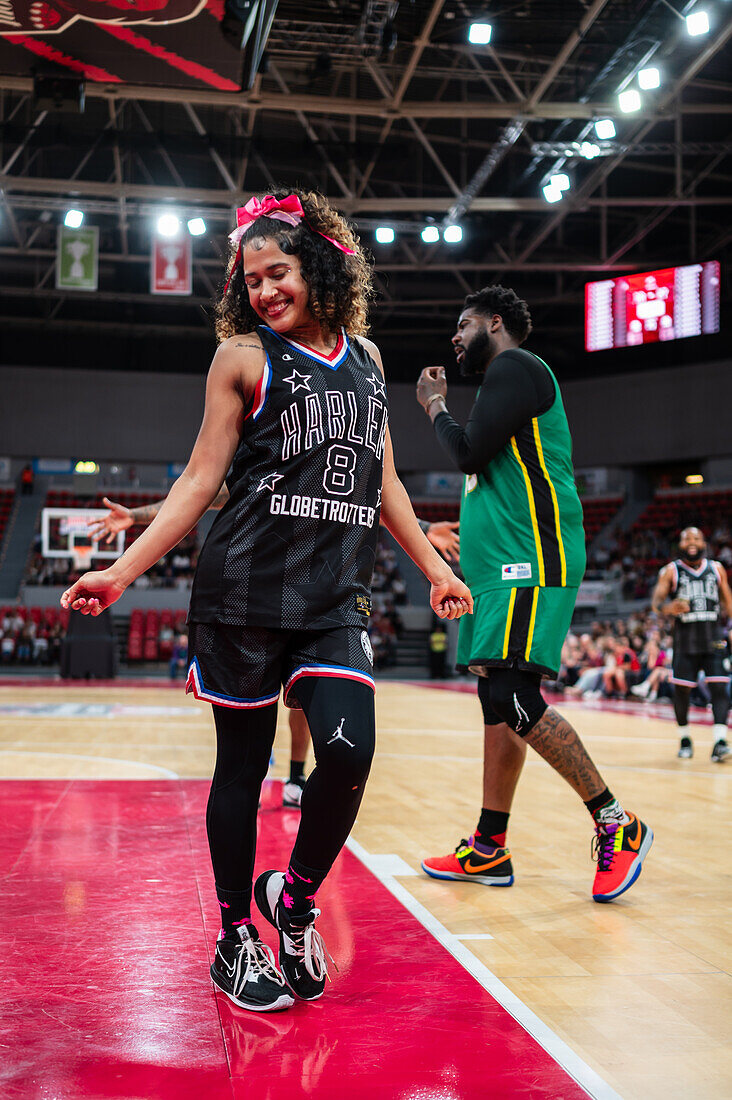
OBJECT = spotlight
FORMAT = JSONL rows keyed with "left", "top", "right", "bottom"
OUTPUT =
{"left": 157, "top": 213, "right": 180, "bottom": 237}
{"left": 543, "top": 183, "right": 563, "bottom": 203}
{"left": 187, "top": 217, "right": 207, "bottom": 236}
{"left": 64, "top": 209, "right": 84, "bottom": 229}
{"left": 618, "top": 88, "right": 642, "bottom": 113}
{"left": 579, "top": 142, "right": 601, "bottom": 159}
{"left": 685, "top": 10, "right": 709, "bottom": 36}
{"left": 468, "top": 22, "right": 492, "bottom": 44}
{"left": 375, "top": 226, "right": 395, "bottom": 244}
{"left": 421, "top": 225, "right": 440, "bottom": 243}
{"left": 594, "top": 118, "right": 616, "bottom": 140}
{"left": 550, "top": 173, "right": 570, "bottom": 191}
{"left": 638, "top": 66, "right": 660, "bottom": 90}
{"left": 685, "top": 474, "right": 704, "bottom": 485}
{"left": 443, "top": 225, "right": 463, "bottom": 243}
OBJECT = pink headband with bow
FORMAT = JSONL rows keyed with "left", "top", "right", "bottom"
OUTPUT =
{"left": 224, "top": 193, "right": 355, "bottom": 291}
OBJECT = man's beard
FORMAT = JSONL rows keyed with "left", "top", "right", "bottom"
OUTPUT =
{"left": 683, "top": 547, "right": 703, "bottom": 562}
{"left": 459, "top": 329, "right": 492, "bottom": 376}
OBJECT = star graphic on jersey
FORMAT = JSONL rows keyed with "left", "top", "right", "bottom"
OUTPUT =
{"left": 283, "top": 368, "right": 312, "bottom": 393}
{"left": 290, "top": 561, "right": 351, "bottom": 620}
{"left": 366, "top": 374, "right": 386, "bottom": 398}
{"left": 257, "top": 473, "right": 284, "bottom": 492}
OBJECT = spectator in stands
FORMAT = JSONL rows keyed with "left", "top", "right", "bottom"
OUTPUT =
{"left": 20, "top": 463, "right": 34, "bottom": 496}
{"left": 169, "top": 632, "right": 189, "bottom": 681}
{"left": 429, "top": 621, "right": 448, "bottom": 679}
{"left": 601, "top": 637, "right": 640, "bottom": 698}
{"left": 1, "top": 632, "right": 15, "bottom": 664}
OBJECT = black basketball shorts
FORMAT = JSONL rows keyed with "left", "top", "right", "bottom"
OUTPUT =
{"left": 186, "top": 621, "right": 375, "bottom": 710}
{"left": 671, "top": 646, "right": 730, "bottom": 687}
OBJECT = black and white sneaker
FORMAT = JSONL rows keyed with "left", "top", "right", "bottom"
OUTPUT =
{"left": 711, "top": 739, "right": 731, "bottom": 763}
{"left": 210, "top": 923, "right": 294, "bottom": 1012}
{"left": 677, "top": 736, "right": 694, "bottom": 759}
{"left": 282, "top": 775, "right": 306, "bottom": 809}
{"left": 254, "top": 870, "right": 333, "bottom": 1001}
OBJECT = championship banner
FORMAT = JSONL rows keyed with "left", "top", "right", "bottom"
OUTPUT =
{"left": 56, "top": 225, "right": 99, "bottom": 291}
{"left": 151, "top": 235, "right": 192, "bottom": 296}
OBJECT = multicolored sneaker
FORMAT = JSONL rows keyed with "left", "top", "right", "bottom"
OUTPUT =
{"left": 283, "top": 775, "right": 306, "bottom": 809}
{"left": 421, "top": 836, "right": 514, "bottom": 886}
{"left": 677, "top": 736, "right": 694, "bottom": 759}
{"left": 592, "top": 813, "right": 653, "bottom": 903}
{"left": 210, "top": 924, "right": 294, "bottom": 1012}
{"left": 711, "top": 739, "right": 731, "bottom": 763}
{"left": 254, "top": 870, "right": 333, "bottom": 1001}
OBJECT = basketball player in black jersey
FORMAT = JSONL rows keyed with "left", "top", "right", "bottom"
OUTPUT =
{"left": 62, "top": 189, "right": 472, "bottom": 1014}
{"left": 652, "top": 527, "right": 732, "bottom": 761}
{"left": 88, "top": 494, "right": 460, "bottom": 808}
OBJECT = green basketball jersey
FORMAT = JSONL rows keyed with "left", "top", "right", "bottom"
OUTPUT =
{"left": 459, "top": 354, "right": 586, "bottom": 596}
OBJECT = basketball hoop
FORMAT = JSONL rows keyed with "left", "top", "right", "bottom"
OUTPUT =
{"left": 71, "top": 545, "right": 94, "bottom": 573}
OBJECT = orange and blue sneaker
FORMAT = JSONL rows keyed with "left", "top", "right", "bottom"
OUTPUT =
{"left": 421, "top": 836, "right": 514, "bottom": 886}
{"left": 591, "top": 813, "right": 653, "bottom": 902}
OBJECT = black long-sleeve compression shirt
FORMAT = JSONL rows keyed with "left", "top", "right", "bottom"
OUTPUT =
{"left": 433, "top": 348, "right": 555, "bottom": 475}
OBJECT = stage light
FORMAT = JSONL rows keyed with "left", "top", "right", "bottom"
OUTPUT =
{"left": 375, "top": 226, "right": 395, "bottom": 244}
{"left": 685, "top": 474, "right": 704, "bottom": 485}
{"left": 187, "top": 217, "right": 206, "bottom": 236}
{"left": 157, "top": 213, "right": 180, "bottom": 237}
{"left": 638, "top": 66, "right": 660, "bottom": 90}
{"left": 468, "top": 23, "right": 492, "bottom": 44}
{"left": 685, "top": 10, "right": 709, "bottom": 35}
{"left": 550, "top": 173, "right": 570, "bottom": 191}
{"left": 579, "top": 142, "right": 601, "bottom": 159}
{"left": 421, "top": 225, "right": 440, "bottom": 243}
{"left": 594, "top": 118, "right": 616, "bottom": 140}
{"left": 64, "top": 209, "right": 84, "bottom": 229}
{"left": 618, "top": 88, "right": 642, "bottom": 113}
{"left": 443, "top": 225, "right": 463, "bottom": 243}
{"left": 543, "top": 183, "right": 563, "bottom": 203}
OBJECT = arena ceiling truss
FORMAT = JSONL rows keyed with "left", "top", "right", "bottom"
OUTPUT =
{"left": 0, "top": 0, "right": 730, "bottom": 378}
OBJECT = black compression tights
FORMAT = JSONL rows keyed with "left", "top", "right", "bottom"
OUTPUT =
{"left": 206, "top": 702, "right": 277, "bottom": 892}
{"left": 205, "top": 679, "right": 376, "bottom": 894}
{"left": 674, "top": 682, "right": 730, "bottom": 728}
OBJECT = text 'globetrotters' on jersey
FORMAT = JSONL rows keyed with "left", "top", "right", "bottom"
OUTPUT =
{"left": 459, "top": 352, "right": 586, "bottom": 595}
{"left": 670, "top": 558, "right": 726, "bottom": 654}
{"left": 189, "top": 326, "right": 388, "bottom": 630}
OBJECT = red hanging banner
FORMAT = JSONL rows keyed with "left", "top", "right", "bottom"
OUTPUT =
{"left": 151, "top": 235, "right": 192, "bottom": 295}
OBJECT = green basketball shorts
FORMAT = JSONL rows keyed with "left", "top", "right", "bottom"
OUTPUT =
{"left": 456, "top": 586, "right": 579, "bottom": 678}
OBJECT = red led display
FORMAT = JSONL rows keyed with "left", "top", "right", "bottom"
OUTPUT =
{"left": 585, "top": 261, "right": 720, "bottom": 352}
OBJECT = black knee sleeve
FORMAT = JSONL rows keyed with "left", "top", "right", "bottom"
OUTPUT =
{"left": 673, "top": 684, "right": 691, "bottom": 727}
{"left": 477, "top": 675, "right": 503, "bottom": 726}
{"left": 290, "top": 676, "right": 376, "bottom": 873}
{"left": 486, "top": 666, "right": 547, "bottom": 736}
{"left": 710, "top": 682, "right": 730, "bottom": 726}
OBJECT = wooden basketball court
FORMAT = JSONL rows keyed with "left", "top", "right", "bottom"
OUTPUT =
{"left": 1, "top": 677, "right": 729, "bottom": 1099}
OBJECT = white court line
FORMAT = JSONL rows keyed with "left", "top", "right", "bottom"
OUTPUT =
{"left": 347, "top": 836, "right": 622, "bottom": 1100}
{"left": 0, "top": 750, "right": 179, "bottom": 780}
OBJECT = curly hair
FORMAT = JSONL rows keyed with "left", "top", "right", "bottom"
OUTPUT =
{"left": 215, "top": 189, "right": 374, "bottom": 343}
{"left": 462, "top": 285, "right": 533, "bottom": 343}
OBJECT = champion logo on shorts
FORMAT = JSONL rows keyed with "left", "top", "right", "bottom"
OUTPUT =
{"left": 361, "top": 630, "right": 373, "bottom": 665}
{"left": 502, "top": 563, "right": 532, "bottom": 581}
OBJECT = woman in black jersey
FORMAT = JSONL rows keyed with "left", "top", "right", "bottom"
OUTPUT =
{"left": 61, "top": 190, "right": 472, "bottom": 1013}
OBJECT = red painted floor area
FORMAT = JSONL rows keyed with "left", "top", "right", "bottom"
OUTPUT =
{"left": 0, "top": 779, "right": 587, "bottom": 1099}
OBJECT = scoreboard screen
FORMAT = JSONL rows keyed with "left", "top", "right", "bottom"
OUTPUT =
{"left": 585, "top": 261, "right": 720, "bottom": 352}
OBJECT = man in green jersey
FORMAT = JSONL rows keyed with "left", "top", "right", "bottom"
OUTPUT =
{"left": 416, "top": 285, "right": 652, "bottom": 903}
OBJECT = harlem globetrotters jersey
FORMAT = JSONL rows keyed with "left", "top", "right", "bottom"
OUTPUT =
{"left": 189, "top": 325, "right": 388, "bottom": 630}
{"left": 669, "top": 558, "right": 726, "bottom": 655}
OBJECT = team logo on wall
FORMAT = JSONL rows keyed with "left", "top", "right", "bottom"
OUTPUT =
{"left": 0, "top": 1, "right": 207, "bottom": 35}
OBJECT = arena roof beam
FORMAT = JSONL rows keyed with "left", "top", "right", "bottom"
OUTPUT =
{"left": 3, "top": 76, "right": 725, "bottom": 119}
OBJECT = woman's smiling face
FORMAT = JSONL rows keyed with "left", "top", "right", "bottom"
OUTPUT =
{"left": 242, "top": 237, "right": 311, "bottom": 331}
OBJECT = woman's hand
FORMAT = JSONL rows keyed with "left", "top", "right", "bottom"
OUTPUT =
{"left": 60, "top": 568, "right": 127, "bottom": 616}
{"left": 426, "top": 521, "right": 460, "bottom": 562}
{"left": 429, "top": 573, "right": 473, "bottom": 620}
{"left": 86, "top": 497, "right": 134, "bottom": 544}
